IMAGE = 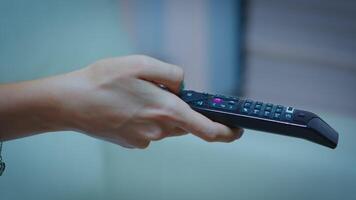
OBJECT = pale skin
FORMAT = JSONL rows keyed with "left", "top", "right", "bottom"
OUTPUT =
{"left": 0, "top": 55, "right": 243, "bottom": 149}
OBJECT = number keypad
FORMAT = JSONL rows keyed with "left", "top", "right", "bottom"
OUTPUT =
{"left": 239, "top": 99, "right": 294, "bottom": 122}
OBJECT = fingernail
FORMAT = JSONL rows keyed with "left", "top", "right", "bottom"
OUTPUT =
{"left": 236, "top": 129, "right": 244, "bottom": 139}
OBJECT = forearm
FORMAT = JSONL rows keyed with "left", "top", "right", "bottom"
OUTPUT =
{"left": 0, "top": 77, "right": 69, "bottom": 141}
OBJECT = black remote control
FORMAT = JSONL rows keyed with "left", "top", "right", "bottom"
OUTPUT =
{"left": 180, "top": 90, "right": 339, "bottom": 149}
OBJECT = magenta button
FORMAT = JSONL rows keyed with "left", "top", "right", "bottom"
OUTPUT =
{"left": 212, "top": 98, "right": 223, "bottom": 103}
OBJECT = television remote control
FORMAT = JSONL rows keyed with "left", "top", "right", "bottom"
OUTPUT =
{"left": 180, "top": 90, "right": 339, "bottom": 149}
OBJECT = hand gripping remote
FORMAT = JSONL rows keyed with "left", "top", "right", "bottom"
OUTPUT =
{"left": 180, "top": 90, "right": 339, "bottom": 149}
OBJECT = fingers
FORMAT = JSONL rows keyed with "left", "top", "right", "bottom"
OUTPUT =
{"left": 132, "top": 55, "right": 184, "bottom": 94}
{"left": 175, "top": 102, "right": 244, "bottom": 142}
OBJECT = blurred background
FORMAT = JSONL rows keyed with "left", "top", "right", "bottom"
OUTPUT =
{"left": 0, "top": 0, "right": 355, "bottom": 199}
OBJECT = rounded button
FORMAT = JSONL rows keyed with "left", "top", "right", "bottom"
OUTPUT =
{"left": 228, "top": 100, "right": 236, "bottom": 105}
{"left": 212, "top": 98, "right": 223, "bottom": 103}
{"left": 285, "top": 113, "right": 292, "bottom": 120}
{"left": 244, "top": 102, "right": 252, "bottom": 107}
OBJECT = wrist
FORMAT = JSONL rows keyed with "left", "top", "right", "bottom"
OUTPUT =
{"left": 40, "top": 69, "right": 96, "bottom": 133}
{"left": 0, "top": 76, "right": 76, "bottom": 140}
{"left": 28, "top": 77, "right": 74, "bottom": 132}
{"left": 18, "top": 77, "right": 74, "bottom": 133}
{"left": 34, "top": 73, "right": 87, "bottom": 133}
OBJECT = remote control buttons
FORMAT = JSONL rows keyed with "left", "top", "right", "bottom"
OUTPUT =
{"left": 285, "top": 113, "right": 292, "bottom": 120}
{"left": 181, "top": 90, "right": 210, "bottom": 103}
{"left": 261, "top": 103, "right": 273, "bottom": 118}
{"left": 195, "top": 100, "right": 204, "bottom": 106}
{"left": 242, "top": 107, "right": 249, "bottom": 114}
{"left": 244, "top": 102, "right": 252, "bottom": 107}
{"left": 228, "top": 100, "right": 236, "bottom": 105}
{"left": 244, "top": 100, "right": 253, "bottom": 107}
{"left": 210, "top": 102, "right": 219, "bottom": 108}
{"left": 238, "top": 99, "right": 292, "bottom": 121}
{"left": 276, "top": 105, "right": 283, "bottom": 113}
{"left": 241, "top": 100, "right": 253, "bottom": 114}
{"left": 251, "top": 102, "right": 263, "bottom": 116}
{"left": 265, "top": 105, "right": 272, "bottom": 112}
{"left": 252, "top": 109, "right": 260, "bottom": 115}
{"left": 272, "top": 105, "right": 284, "bottom": 120}
{"left": 286, "top": 106, "right": 294, "bottom": 113}
{"left": 263, "top": 111, "right": 271, "bottom": 117}
{"left": 284, "top": 107, "right": 294, "bottom": 121}
{"left": 273, "top": 112, "right": 281, "bottom": 119}
{"left": 227, "top": 105, "right": 237, "bottom": 110}
{"left": 209, "top": 97, "right": 237, "bottom": 111}
{"left": 212, "top": 98, "right": 223, "bottom": 103}
{"left": 226, "top": 100, "right": 237, "bottom": 111}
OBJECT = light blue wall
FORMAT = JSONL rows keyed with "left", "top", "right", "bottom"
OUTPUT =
{"left": 0, "top": 0, "right": 132, "bottom": 199}
{"left": 0, "top": 0, "right": 132, "bottom": 83}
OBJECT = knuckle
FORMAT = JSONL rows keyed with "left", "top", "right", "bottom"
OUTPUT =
{"left": 161, "top": 99, "right": 181, "bottom": 117}
{"left": 144, "top": 105, "right": 176, "bottom": 122}
{"left": 128, "top": 55, "right": 156, "bottom": 75}
{"left": 150, "top": 131, "right": 166, "bottom": 141}
{"left": 147, "top": 128, "right": 166, "bottom": 141}
{"left": 133, "top": 55, "right": 152, "bottom": 67}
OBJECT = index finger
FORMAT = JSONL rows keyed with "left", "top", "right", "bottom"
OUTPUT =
{"left": 175, "top": 101, "right": 244, "bottom": 142}
{"left": 133, "top": 56, "right": 184, "bottom": 94}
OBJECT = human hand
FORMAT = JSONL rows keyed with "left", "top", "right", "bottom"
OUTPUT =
{"left": 0, "top": 55, "right": 243, "bottom": 148}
